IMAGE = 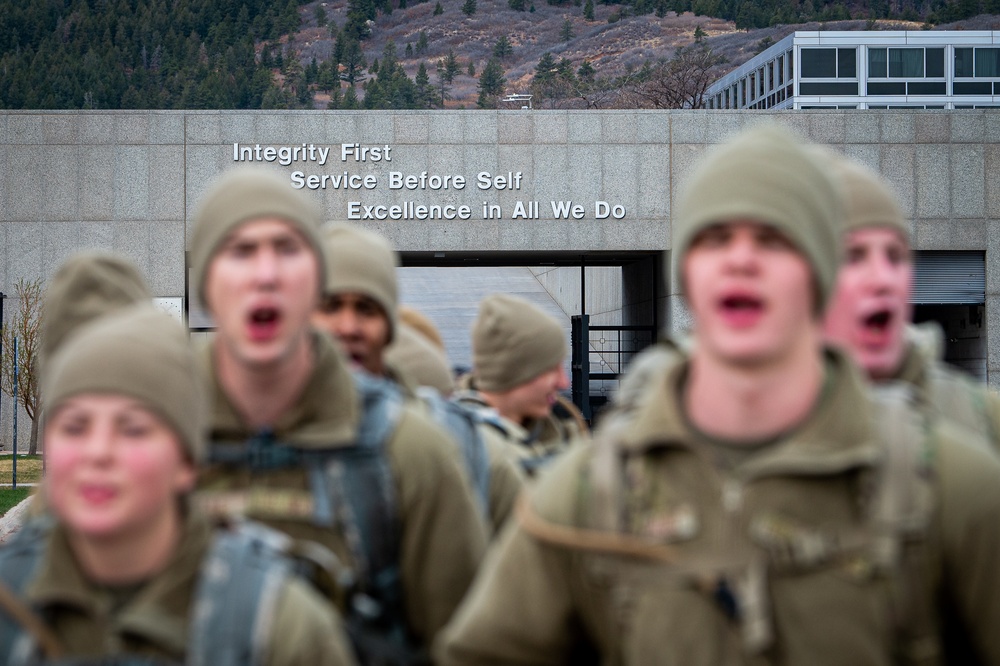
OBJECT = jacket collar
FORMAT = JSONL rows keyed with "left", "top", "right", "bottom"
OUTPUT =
{"left": 26, "top": 509, "right": 212, "bottom": 656}
{"left": 202, "top": 329, "right": 359, "bottom": 447}
{"left": 616, "top": 346, "right": 882, "bottom": 477}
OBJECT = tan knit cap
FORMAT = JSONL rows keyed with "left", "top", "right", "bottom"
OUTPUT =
{"left": 40, "top": 251, "right": 151, "bottom": 366}
{"left": 43, "top": 304, "right": 206, "bottom": 462}
{"left": 191, "top": 166, "right": 327, "bottom": 307}
{"left": 829, "top": 155, "right": 909, "bottom": 243}
{"left": 322, "top": 222, "right": 399, "bottom": 341}
{"left": 399, "top": 306, "right": 445, "bottom": 351}
{"left": 472, "top": 294, "right": 567, "bottom": 392}
{"left": 674, "top": 124, "right": 844, "bottom": 312}
{"left": 386, "top": 323, "right": 455, "bottom": 395}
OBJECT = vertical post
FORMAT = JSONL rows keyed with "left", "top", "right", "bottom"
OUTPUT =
{"left": 11, "top": 337, "right": 17, "bottom": 489}
{"left": 0, "top": 291, "right": 5, "bottom": 457}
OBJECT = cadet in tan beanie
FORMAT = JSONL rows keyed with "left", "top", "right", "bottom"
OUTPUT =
{"left": 312, "top": 222, "right": 398, "bottom": 375}
{"left": 40, "top": 250, "right": 151, "bottom": 368}
{"left": 454, "top": 293, "right": 576, "bottom": 476}
{"left": 190, "top": 167, "right": 487, "bottom": 660}
{"left": 822, "top": 152, "right": 1000, "bottom": 449}
{"left": 0, "top": 303, "right": 357, "bottom": 665}
{"left": 439, "top": 125, "right": 1000, "bottom": 665}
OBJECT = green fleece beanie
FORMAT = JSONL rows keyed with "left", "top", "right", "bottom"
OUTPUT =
{"left": 386, "top": 323, "right": 455, "bottom": 395}
{"left": 40, "top": 251, "right": 151, "bottom": 368}
{"left": 43, "top": 304, "right": 206, "bottom": 463}
{"left": 830, "top": 155, "right": 909, "bottom": 243}
{"left": 472, "top": 294, "right": 567, "bottom": 393}
{"left": 673, "top": 124, "right": 843, "bottom": 312}
{"left": 191, "top": 166, "right": 327, "bottom": 307}
{"left": 322, "top": 223, "right": 399, "bottom": 341}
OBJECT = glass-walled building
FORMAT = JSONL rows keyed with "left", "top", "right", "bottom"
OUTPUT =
{"left": 705, "top": 30, "right": 1000, "bottom": 110}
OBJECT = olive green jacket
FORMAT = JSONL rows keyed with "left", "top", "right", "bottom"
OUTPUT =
{"left": 21, "top": 510, "right": 355, "bottom": 665}
{"left": 437, "top": 349, "right": 1000, "bottom": 665}
{"left": 196, "top": 331, "right": 487, "bottom": 646}
{"left": 894, "top": 322, "right": 1000, "bottom": 452}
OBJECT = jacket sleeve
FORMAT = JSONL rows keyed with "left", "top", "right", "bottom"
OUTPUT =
{"left": 390, "top": 406, "right": 489, "bottom": 644}
{"left": 266, "top": 577, "right": 358, "bottom": 666}
{"left": 936, "top": 420, "right": 1000, "bottom": 664}
{"left": 435, "top": 444, "right": 596, "bottom": 665}
{"left": 481, "top": 426, "right": 526, "bottom": 537}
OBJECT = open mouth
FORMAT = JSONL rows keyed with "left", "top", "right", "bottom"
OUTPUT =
{"left": 721, "top": 295, "right": 764, "bottom": 312}
{"left": 247, "top": 307, "right": 281, "bottom": 340}
{"left": 863, "top": 309, "right": 892, "bottom": 332}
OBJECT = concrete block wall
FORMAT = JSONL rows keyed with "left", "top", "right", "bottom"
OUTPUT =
{"left": 2, "top": 109, "right": 1000, "bottom": 449}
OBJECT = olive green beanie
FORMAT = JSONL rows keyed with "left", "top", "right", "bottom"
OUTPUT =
{"left": 829, "top": 154, "right": 909, "bottom": 243}
{"left": 191, "top": 166, "right": 327, "bottom": 307}
{"left": 386, "top": 323, "right": 455, "bottom": 395}
{"left": 322, "top": 222, "right": 399, "bottom": 341}
{"left": 40, "top": 251, "right": 152, "bottom": 367}
{"left": 472, "top": 294, "right": 567, "bottom": 393}
{"left": 43, "top": 304, "right": 206, "bottom": 462}
{"left": 673, "top": 124, "right": 844, "bottom": 312}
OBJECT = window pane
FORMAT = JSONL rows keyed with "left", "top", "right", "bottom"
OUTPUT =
{"left": 778, "top": 55, "right": 784, "bottom": 85}
{"left": 838, "top": 48, "right": 857, "bottom": 78}
{"left": 869, "top": 48, "right": 887, "bottom": 78}
{"left": 802, "top": 48, "right": 837, "bottom": 77}
{"left": 868, "top": 82, "right": 907, "bottom": 95}
{"left": 907, "top": 81, "right": 945, "bottom": 95}
{"left": 975, "top": 48, "right": 1000, "bottom": 77}
{"left": 953, "top": 81, "right": 992, "bottom": 95}
{"left": 955, "top": 48, "right": 974, "bottom": 77}
{"left": 925, "top": 48, "right": 944, "bottom": 77}
{"left": 889, "top": 48, "right": 923, "bottom": 77}
{"left": 799, "top": 82, "right": 859, "bottom": 95}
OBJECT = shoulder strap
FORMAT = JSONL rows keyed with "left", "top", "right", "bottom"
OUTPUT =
{"left": 417, "top": 388, "right": 491, "bottom": 515}
{"left": 0, "top": 516, "right": 61, "bottom": 666}
{"left": 187, "top": 521, "right": 294, "bottom": 666}
{"left": 867, "top": 384, "right": 939, "bottom": 665}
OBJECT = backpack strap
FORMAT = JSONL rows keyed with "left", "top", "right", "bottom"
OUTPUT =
{"left": 417, "top": 387, "right": 491, "bottom": 516}
{"left": 187, "top": 521, "right": 295, "bottom": 666}
{"left": 0, "top": 516, "right": 61, "bottom": 666}
{"left": 867, "top": 384, "right": 939, "bottom": 665}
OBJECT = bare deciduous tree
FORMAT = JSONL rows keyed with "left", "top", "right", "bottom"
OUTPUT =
{"left": 633, "top": 45, "right": 727, "bottom": 109}
{"left": 1, "top": 278, "right": 43, "bottom": 455}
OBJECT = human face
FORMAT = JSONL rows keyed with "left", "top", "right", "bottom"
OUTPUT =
{"left": 683, "top": 221, "right": 819, "bottom": 369}
{"left": 823, "top": 227, "right": 913, "bottom": 380}
{"left": 44, "top": 394, "right": 195, "bottom": 542}
{"left": 496, "top": 364, "right": 570, "bottom": 425}
{"left": 205, "top": 218, "right": 320, "bottom": 369}
{"left": 312, "top": 292, "right": 391, "bottom": 375}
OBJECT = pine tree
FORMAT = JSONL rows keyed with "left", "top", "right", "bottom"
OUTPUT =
{"left": 584, "top": 0, "right": 594, "bottom": 19}
{"left": 509, "top": 0, "right": 527, "bottom": 10}
{"left": 468, "top": 61, "right": 476, "bottom": 76}
{"left": 417, "top": 30, "right": 429, "bottom": 54}
{"left": 561, "top": 18, "right": 573, "bottom": 41}
{"left": 405, "top": 42, "right": 414, "bottom": 57}
{"left": 443, "top": 49, "right": 460, "bottom": 83}
{"left": 477, "top": 57, "right": 505, "bottom": 108}
{"left": 434, "top": 1, "right": 444, "bottom": 14}
{"left": 462, "top": 0, "right": 477, "bottom": 15}
{"left": 493, "top": 35, "right": 513, "bottom": 59}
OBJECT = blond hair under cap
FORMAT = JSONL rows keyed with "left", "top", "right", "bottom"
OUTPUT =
{"left": 829, "top": 155, "right": 910, "bottom": 243}
{"left": 43, "top": 304, "right": 206, "bottom": 463}
{"left": 472, "top": 293, "right": 567, "bottom": 393}
{"left": 673, "top": 124, "right": 843, "bottom": 313}
{"left": 40, "top": 251, "right": 151, "bottom": 367}
{"left": 191, "top": 166, "right": 327, "bottom": 307}
{"left": 322, "top": 222, "right": 399, "bottom": 341}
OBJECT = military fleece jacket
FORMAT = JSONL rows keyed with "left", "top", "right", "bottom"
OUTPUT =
{"left": 437, "top": 349, "right": 1000, "bottom": 665}
{"left": 18, "top": 510, "right": 355, "bottom": 665}
{"left": 894, "top": 323, "right": 1000, "bottom": 452}
{"left": 196, "top": 331, "right": 487, "bottom": 646}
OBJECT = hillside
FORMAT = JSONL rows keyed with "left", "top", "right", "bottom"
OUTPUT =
{"left": 0, "top": 0, "right": 997, "bottom": 110}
